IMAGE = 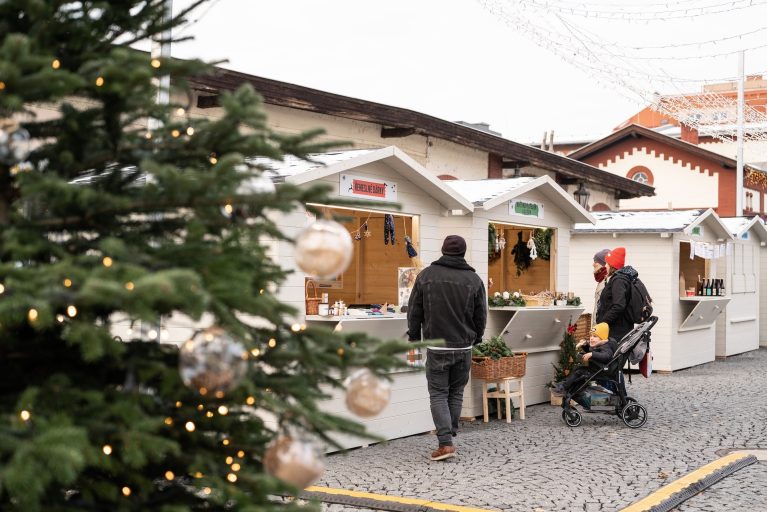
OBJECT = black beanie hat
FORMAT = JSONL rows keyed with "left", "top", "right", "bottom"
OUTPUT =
{"left": 441, "top": 235, "right": 467, "bottom": 256}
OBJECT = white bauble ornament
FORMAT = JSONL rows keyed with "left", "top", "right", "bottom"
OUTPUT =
{"left": 263, "top": 436, "right": 325, "bottom": 488}
{"left": 344, "top": 368, "right": 391, "bottom": 418}
{"left": 9, "top": 128, "right": 30, "bottom": 162}
{"left": 294, "top": 219, "right": 353, "bottom": 279}
{"left": 179, "top": 327, "right": 248, "bottom": 395}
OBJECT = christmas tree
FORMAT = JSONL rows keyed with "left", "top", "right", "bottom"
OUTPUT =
{"left": 0, "top": 1, "right": 409, "bottom": 510}
{"left": 551, "top": 322, "right": 581, "bottom": 386}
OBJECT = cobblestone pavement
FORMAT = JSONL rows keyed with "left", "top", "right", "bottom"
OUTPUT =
{"left": 318, "top": 348, "right": 767, "bottom": 512}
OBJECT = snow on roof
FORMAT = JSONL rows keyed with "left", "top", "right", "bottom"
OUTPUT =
{"left": 248, "top": 149, "right": 374, "bottom": 179}
{"left": 574, "top": 210, "right": 705, "bottom": 233}
{"left": 444, "top": 178, "right": 536, "bottom": 205}
{"left": 720, "top": 217, "right": 752, "bottom": 235}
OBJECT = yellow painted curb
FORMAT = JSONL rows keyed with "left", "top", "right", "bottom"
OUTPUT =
{"left": 304, "top": 485, "right": 495, "bottom": 512}
{"left": 620, "top": 452, "right": 752, "bottom": 512}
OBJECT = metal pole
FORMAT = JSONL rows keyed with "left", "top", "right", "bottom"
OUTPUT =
{"left": 736, "top": 50, "right": 745, "bottom": 217}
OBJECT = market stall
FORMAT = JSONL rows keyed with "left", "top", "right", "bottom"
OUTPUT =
{"left": 718, "top": 217, "right": 767, "bottom": 357}
{"left": 570, "top": 209, "right": 733, "bottom": 373}
{"left": 446, "top": 175, "right": 593, "bottom": 409}
{"left": 268, "top": 146, "right": 475, "bottom": 449}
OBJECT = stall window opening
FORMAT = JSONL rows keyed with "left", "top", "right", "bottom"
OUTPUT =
{"left": 488, "top": 222, "right": 556, "bottom": 297}
{"left": 679, "top": 241, "right": 709, "bottom": 297}
{"left": 306, "top": 205, "right": 420, "bottom": 310}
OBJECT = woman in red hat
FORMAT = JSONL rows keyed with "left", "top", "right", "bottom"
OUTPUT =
{"left": 596, "top": 247, "right": 637, "bottom": 344}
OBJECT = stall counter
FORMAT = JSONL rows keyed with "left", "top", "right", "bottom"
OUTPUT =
{"left": 305, "top": 313, "right": 433, "bottom": 451}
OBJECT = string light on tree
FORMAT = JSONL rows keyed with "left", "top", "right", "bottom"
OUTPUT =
{"left": 344, "top": 368, "right": 391, "bottom": 418}
{"left": 294, "top": 219, "right": 353, "bottom": 279}
{"left": 179, "top": 327, "right": 247, "bottom": 395}
{"left": 263, "top": 436, "right": 325, "bottom": 488}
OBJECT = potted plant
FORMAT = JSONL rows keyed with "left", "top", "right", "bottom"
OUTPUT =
{"left": 471, "top": 336, "right": 527, "bottom": 380}
{"left": 549, "top": 322, "right": 581, "bottom": 405}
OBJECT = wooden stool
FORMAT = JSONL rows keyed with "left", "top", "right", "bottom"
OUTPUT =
{"left": 479, "top": 377, "right": 525, "bottom": 423}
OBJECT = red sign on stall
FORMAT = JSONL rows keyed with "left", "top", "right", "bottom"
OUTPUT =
{"left": 340, "top": 173, "right": 397, "bottom": 202}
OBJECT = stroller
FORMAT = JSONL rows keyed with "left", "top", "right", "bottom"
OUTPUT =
{"left": 561, "top": 316, "right": 658, "bottom": 428}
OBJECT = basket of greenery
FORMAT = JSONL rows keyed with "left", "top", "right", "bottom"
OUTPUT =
{"left": 471, "top": 336, "right": 527, "bottom": 379}
{"left": 488, "top": 291, "right": 526, "bottom": 307}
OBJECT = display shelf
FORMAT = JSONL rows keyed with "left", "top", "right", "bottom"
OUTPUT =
{"left": 679, "top": 296, "right": 729, "bottom": 302}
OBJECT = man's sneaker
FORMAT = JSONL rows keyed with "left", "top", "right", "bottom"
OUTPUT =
{"left": 430, "top": 445, "right": 456, "bottom": 461}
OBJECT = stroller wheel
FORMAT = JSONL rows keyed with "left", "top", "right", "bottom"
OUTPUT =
{"left": 626, "top": 396, "right": 637, "bottom": 403}
{"left": 562, "top": 409, "right": 582, "bottom": 427}
{"left": 621, "top": 402, "right": 647, "bottom": 428}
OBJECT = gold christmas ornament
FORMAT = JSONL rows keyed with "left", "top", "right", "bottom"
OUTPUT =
{"left": 179, "top": 327, "right": 248, "bottom": 395}
{"left": 344, "top": 368, "right": 391, "bottom": 418}
{"left": 294, "top": 219, "right": 353, "bottom": 280}
{"left": 263, "top": 436, "right": 325, "bottom": 488}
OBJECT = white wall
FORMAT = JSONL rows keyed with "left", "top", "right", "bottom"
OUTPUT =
{"left": 699, "top": 139, "right": 767, "bottom": 164}
{"left": 594, "top": 147, "right": 719, "bottom": 210}
{"left": 570, "top": 233, "right": 674, "bottom": 371}
{"left": 264, "top": 103, "right": 490, "bottom": 180}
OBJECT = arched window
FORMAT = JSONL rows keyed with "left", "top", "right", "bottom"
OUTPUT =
{"left": 626, "top": 166, "right": 654, "bottom": 186}
{"left": 591, "top": 202, "right": 612, "bottom": 212}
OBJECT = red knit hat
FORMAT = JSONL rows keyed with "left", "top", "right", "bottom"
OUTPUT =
{"left": 605, "top": 247, "right": 626, "bottom": 270}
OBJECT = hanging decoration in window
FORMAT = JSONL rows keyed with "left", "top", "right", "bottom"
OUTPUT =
{"left": 533, "top": 228, "right": 552, "bottom": 261}
{"left": 511, "top": 231, "right": 532, "bottom": 276}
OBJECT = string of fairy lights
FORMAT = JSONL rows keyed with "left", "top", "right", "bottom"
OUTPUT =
{"left": 477, "top": 0, "right": 767, "bottom": 148}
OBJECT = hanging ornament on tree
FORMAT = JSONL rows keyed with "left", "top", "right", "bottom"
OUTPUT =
{"left": 0, "top": 120, "right": 31, "bottom": 164}
{"left": 344, "top": 368, "right": 391, "bottom": 417}
{"left": 179, "top": 327, "right": 248, "bottom": 395}
{"left": 263, "top": 436, "right": 325, "bottom": 488}
{"left": 295, "top": 219, "right": 353, "bottom": 279}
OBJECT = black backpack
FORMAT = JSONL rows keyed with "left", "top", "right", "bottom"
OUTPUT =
{"left": 627, "top": 276, "right": 653, "bottom": 324}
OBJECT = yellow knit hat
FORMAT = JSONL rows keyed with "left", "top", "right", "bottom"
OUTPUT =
{"left": 591, "top": 322, "right": 609, "bottom": 341}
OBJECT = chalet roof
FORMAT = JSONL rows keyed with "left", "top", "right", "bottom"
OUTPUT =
{"left": 446, "top": 176, "right": 595, "bottom": 224}
{"left": 573, "top": 208, "right": 733, "bottom": 239}
{"left": 187, "top": 69, "right": 654, "bottom": 200}
{"left": 262, "top": 146, "right": 475, "bottom": 213}
{"left": 568, "top": 123, "right": 763, "bottom": 176}
{"left": 721, "top": 216, "right": 767, "bottom": 242}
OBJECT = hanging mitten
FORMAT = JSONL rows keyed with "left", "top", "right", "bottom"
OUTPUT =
{"left": 527, "top": 234, "right": 538, "bottom": 260}
{"left": 383, "top": 214, "right": 395, "bottom": 245}
{"left": 404, "top": 235, "right": 418, "bottom": 257}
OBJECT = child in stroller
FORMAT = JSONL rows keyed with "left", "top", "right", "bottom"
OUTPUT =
{"left": 552, "top": 322, "right": 615, "bottom": 396}
{"left": 559, "top": 317, "right": 658, "bottom": 428}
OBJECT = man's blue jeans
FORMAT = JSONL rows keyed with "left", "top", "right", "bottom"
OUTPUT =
{"left": 426, "top": 349, "right": 472, "bottom": 446}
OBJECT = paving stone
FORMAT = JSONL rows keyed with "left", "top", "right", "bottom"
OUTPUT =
{"left": 319, "top": 349, "right": 767, "bottom": 511}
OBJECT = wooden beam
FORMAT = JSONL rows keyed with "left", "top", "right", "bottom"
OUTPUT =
{"left": 381, "top": 127, "right": 416, "bottom": 138}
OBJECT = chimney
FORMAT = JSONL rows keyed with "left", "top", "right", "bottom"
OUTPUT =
{"left": 548, "top": 130, "right": 555, "bottom": 152}
{"left": 680, "top": 123, "right": 699, "bottom": 144}
{"left": 541, "top": 131, "right": 547, "bottom": 150}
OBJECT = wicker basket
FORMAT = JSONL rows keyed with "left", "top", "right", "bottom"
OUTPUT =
{"left": 574, "top": 313, "right": 592, "bottom": 341}
{"left": 471, "top": 353, "right": 527, "bottom": 380}
{"left": 305, "top": 280, "right": 322, "bottom": 315}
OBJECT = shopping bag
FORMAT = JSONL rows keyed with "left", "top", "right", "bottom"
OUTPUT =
{"left": 639, "top": 349, "right": 652, "bottom": 378}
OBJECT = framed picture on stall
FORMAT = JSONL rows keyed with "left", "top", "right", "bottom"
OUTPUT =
{"left": 398, "top": 267, "right": 420, "bottom": 306}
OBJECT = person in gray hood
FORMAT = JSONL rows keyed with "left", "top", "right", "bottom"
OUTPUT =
{"left": 407, "top": 235, "right": 487, "bottom": 461}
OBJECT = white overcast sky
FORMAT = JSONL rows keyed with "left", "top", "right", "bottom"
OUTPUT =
{"left": 169, "top": 0, "right": 767, "bottom": 144}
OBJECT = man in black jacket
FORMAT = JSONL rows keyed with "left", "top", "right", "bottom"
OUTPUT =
{"left": 407, "top": 235, "right": 486, "bottom": 461}
{"left": 596, "top": 247, "right": 637, "bottom": 344}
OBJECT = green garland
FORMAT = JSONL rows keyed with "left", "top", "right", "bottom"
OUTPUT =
{"left": 533, "top": 228, "right": 553, "bottom": 261}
